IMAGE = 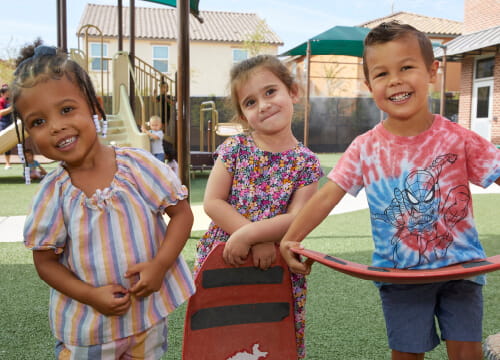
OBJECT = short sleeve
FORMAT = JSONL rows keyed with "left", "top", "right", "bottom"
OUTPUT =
{"left": 154, "top": 130, "right": 164, "bottom": 141}
{"left": 464, "top": 132, "right": 500, "bottom": 187}
{"left": 297, "top": 148, "right": 324, "bottom": 188}
{"left": 214, "top": 135, "right": 242, "bottom": 174}
{"left": 24, "top": 171, "right": 68, "bottom": 253}
{"left": 120, "top": 148, "right": 188, "bottom": 213}
{"left": 328, "top": 138, "right": 364, "bottom": 196}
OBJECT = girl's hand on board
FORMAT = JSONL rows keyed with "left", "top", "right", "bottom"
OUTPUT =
{"left": 251, "top": 242, "right": 277, "bottom": 270}
{"left": 279, "top": 240, "right": 314, "bottom": 275}
{"left": 87, "top": 284, "right": 131, "bottom": 316}
{"left": 223, "top": 233, "right": 251, "bottom": 266}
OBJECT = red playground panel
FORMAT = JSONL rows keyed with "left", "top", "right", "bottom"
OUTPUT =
{"left": 292, "top": 247, "right": 500, "bottom": 284}
{"left": 183, "top": 243, "right": 297, "bottom": 359}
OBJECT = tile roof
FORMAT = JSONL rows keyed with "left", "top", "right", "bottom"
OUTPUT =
{"left": 434, "top": 25, "right": 500, "bottom": 59}
{"left": 78, "top": 3, "right": 283, "bottom": 45}
{"left": 359, "top": 11, "right": 462, "bottom": 37}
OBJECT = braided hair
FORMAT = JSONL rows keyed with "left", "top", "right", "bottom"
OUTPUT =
{"left": 10, "top": 45, "right": 107, "bottom": 183}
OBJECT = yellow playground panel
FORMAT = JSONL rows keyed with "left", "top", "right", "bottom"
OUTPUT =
{"left": 0, "top": 120, "right": 24, "bottom": 154}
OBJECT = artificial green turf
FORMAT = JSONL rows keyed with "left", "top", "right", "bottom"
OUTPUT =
{"left": 0, "top": 162, "right": 58, "bottom": 216}
{"left": 0, "top": 153, "right": 343, "bottom": 213}
{"left": 1, "top": 194, "right": 498, "bottom": 359}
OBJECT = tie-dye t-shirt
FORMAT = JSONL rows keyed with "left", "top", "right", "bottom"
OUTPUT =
{"left": 329, "top": 115, "right": 500, "bottom": 281}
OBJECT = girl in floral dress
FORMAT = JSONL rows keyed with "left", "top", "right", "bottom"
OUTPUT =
{"left": 194, "top": 55, "right": 323, "bottom": 359}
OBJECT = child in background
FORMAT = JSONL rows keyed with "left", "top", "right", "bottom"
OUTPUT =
{"left": 155, "top": 80, "right": 173, "bottom": 126}
{"left": 280, "top": 21, "right": 500, "bottom": 360}
{"left": 12, "top": 45, "right": 195, "bottom": 359}
{"left": 142, "top": 114, "right": 165, "bottom": 162}
{"left": 0, "top": 84, "right": 13, "bottom": 169}
{"left": 165, "top": 149, "right": 179, "bottom": 176}
{"left": 195, "top": 55, "right": 323, "bottom": 359}
{"left": 24, "top": 149, "right": 47, "bottom": 181}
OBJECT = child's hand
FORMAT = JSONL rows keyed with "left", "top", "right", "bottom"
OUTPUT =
{"left": 223, "top": 234, "right": 251, "bottom": 266}
{"left": 88, "top": 284, "right": 131, "bottom": 316}
{"left": 251, "top": 242, "right": 276, "bottom": 270}
{"left": 280, "top": 240, "right": 314, "bottom": 275}
{"left": 125, "top": 261, "right": 164, "bottom": 297}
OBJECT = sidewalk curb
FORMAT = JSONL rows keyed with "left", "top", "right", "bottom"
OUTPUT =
{"left": 2, "top": 184, "right": 499, "bottom": 243}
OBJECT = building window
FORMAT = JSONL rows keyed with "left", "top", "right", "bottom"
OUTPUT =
{"left": 476, "top": 86, "right": 490, "bottom": 118}
{"left": 90, "top": 43, "right": 108, "bottom": 71}
{"left": 232, "top": 49, "right": 248, "bottom": 64}
{"left": 153, "top": 46, "right": 169, "bottom": 73}
{"left": 475, "top": 57, "right": 494, "bottom": 79}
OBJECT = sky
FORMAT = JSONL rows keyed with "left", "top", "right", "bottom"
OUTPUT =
{"left": 1, "top": 0, "right": 464, "bottom": 58}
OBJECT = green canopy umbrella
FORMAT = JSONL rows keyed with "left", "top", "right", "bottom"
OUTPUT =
{"left": 280, "top": 26, "right": 370, "bottom": 57}
{"left": 280, "top": 26, "right": 370, "bottom": 146}
{"left": 142, "top": 0, "right": 201, "bottom": 20}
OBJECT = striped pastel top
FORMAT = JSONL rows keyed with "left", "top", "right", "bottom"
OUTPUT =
{"left": 24, "top": 147, "right": 195, "bottom": 346}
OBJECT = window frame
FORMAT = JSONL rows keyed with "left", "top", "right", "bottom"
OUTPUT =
{"left": 152, "top": 45, "right": 169, "bottom": 74}
{"left": 89, "top": 42, "right": 109, "bottom": 72}
{"left": 232, "top": 49, "right": 248, "bottom": 64}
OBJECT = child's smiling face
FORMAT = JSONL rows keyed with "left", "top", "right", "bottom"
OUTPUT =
{"left": 364, "top": 35, "right": 439, "bottom": 126}
{"left": 16, "top": 75, "right": 98, "bottom": 165}
{"left": 236, "top": 67, "right": 299, "bottom": 136}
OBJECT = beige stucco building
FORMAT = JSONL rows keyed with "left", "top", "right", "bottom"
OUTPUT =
{"left": 77, "top": 4, "right": 283, "bottom": 97}
{"left": 283, "top": 12, "right": 462, "bottom": 99}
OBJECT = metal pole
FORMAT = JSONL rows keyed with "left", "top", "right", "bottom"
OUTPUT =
{"left": 60, "top": 0, "right": 67, "bottom": 53}
{"left": 117, "top": 0, "right": 123, "bottom": 51}
{"left": 439, "top": 46, "right": 447, "bottom": 116}
{"left": 177, "top": 0, "right": 191, "bottom": 190}
{"left": 56, "top": 0, "right": 61, "bottom": 49}
{"left": 56, "top": 0, "right": 68, "bottom": 53}
{"left": 304, "top": 40, "right": 311, "bottom": 147}
{"left": 129, "top": 0, "right": 136, "bottom": 115}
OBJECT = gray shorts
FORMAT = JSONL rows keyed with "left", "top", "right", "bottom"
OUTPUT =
{"left": 379, "top": 280, "right": 483, "bottom": 353}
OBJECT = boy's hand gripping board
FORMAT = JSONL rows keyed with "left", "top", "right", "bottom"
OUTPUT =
{"left": 292, "top": 247, "right": 500, "bottom": 284}
{"left": 183, "top": 243, "right": 297, "bottom": 360}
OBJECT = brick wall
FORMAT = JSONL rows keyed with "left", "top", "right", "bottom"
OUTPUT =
{"left": 464, "top": 0, "right": 500, "bottom": 34}
{"left": 459, "top": 0, "right": 500, "bottom": 145}
{"left": 458, "top": 54, "right": 500, "bottom": 145}
{"left": 458, "top": 57, "right": 473, "bottom": 129}
{"left": 492, "top": 53, "right": 500, "bottom": 144}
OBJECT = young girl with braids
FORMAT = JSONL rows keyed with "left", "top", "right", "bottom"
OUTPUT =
{"left": 12, "top": 46, "right": 195, "bottom": 359}
{"left": 194, "top": 55, "right": 324, "bottom": 359}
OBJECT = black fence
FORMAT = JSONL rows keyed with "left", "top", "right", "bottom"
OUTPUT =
{"left": 190, "top": 96, "right": 381, "bottom": 153}
{"left": 121, "top": 96, "right": 460, "bottom": 154}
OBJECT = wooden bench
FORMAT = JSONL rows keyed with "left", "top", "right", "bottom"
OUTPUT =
{"left": 190, "top": 151, "right": 214, "bottom": 177}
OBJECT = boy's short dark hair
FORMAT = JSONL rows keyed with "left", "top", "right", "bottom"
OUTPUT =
{"left": 362, "top": 21, "right": 435, "bottom": 81}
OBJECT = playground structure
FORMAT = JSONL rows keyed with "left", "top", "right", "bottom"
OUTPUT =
{"left": 190, "top": 101, "right": 244, "bottom": 176}
{"left": 0, "top": 120, "right": 24, "bottom": 155}
{"left": 0, "top": 19, "right": 244, "bottom": 177}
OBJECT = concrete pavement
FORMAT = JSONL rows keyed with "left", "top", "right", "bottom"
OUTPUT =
{"left": 2, "top": 184, "right": 499, "bottom": 243}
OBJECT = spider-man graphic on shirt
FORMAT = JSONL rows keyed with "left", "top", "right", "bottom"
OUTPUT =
{"left": 372, "top": 154, "right": 471, "bottom": 268}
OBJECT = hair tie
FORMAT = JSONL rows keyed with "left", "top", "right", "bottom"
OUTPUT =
{"left": 93, "top": 114, "right": 108, "bottom": 138}
{"left": 24, "top": 167, "right": 31, "bottom": 185}
{"left": 16, "top": 143, "right": 30, "bottom": 185}
{"left": 17, "top": 144, "right": 25, "bottom": 163}
{"left": 101, "top": 119, "right": 108, "bottom": 138}
{"left": 93, "top": 114, "right": 101, "bottom": 133}
{"left": 15, "top": 45, "right": 58, "bottom": 75}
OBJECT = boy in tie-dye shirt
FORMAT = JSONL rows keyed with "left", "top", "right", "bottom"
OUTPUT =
{"left": 281, "top": 21, "right": 500, "bottom": 360}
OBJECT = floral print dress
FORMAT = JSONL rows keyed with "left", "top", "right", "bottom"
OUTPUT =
{"left": 195, "top": 134, "right": 323, "bottom": 359}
